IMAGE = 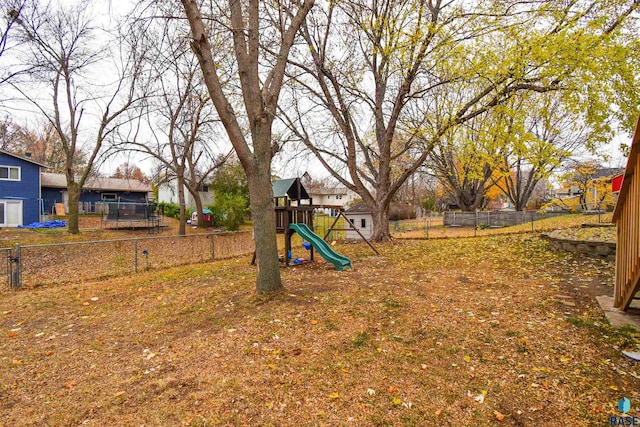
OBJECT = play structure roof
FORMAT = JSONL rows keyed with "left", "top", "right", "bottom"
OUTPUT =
{"left": 272, "top": 178, "right": 310, "bottom": 200}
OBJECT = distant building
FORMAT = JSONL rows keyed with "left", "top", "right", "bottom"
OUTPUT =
{"left": 157, "top": 178, "right": 213, "bottom": 210}
{"left": 343, "top": 202, "right": 373, "bottom": 240}
{"left": 305, "top": 185, "right": 358, "bottom": 216}
{"left": 554, "top": 167, "right": 623, "bottom": 211}
{"left": 41, "top": 172, "right": 153, "bottom": 214}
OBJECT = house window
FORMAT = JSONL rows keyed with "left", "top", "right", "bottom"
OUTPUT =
{"left": 0, "top": 166, "right": 20, "bottom": 181}
{"left": 101, "top": 193, "right": 118, "bottom": 201}
{"left": 336, "top": 195, "right": 343, "bottom": 200}
{"left": 360, "top": 218, "right": 366, "bottom": 228}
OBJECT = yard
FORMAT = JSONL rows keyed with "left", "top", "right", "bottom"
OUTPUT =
{"left": 1, "top": 226, "right": 638, "bottom": 425}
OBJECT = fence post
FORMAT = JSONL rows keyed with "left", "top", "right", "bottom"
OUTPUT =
{"left": 426, "top": 216, "right": 429, "bottom": 239}
{"left": 211, "top": 234, "right": 215, "bottom": 260}
{"left": 134, "top": 239, "right": 138, "bottom": 273}
{"left": 13, "top": 244, "right": 21, "bottom": 289}
{"left": 531, "top": 212, "right": 534, "bottom": 233}
{"left": 474, "top": 211, "right": 477, "bottom": 237}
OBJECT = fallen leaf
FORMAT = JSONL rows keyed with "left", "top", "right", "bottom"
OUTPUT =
{"left": 45, "top": 351, "right": 54, "bottom": 356}
{"left": 435, "top": 409, "right": 442, "bottom": 418}
{"left": 113, "top": 391, "right": 125, "bottom": 397}
{"left": 388, "top": 386, "right": 398, "bottom": 393}
{"left": 366, "top": 388, "right": 375, "bottom": 396}
{"left": 65, "top": 381, "right": 77, "bottom": 388}
{"left": 328, "top": 392, "right": 339, "bottom": 399}
{"left": 12, "top": 359, "right": 22, "bottom": 365}
{"left": 310, "top": 319, "right": 318, "bottom": 325}
{"left": 392, "top": 397, "right": 402, "bottom": 405}
{"left": 8, "top": 332, "right": 16, "bottom": 338}
{"left": 494, "top": 410, "right": 505, "bottom": 421}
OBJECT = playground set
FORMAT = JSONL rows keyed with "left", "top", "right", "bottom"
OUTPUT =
{"left": 271, "top": 178, "right": 377, "bottom": 271}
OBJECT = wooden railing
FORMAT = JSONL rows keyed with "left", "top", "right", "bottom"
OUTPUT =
{"left": 275, "top": 206, "right": 314, "bottom": 233}
{"left": 613, "top": 115, "right": 640, "bottom": 310}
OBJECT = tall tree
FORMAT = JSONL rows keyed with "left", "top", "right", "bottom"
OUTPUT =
{"left": 490, "top": 95, "right": 586, "bottom": 211}
{"left": 111, "top": 162, "right": 149, "bottom": 184}
{"left": 122, "top": 18, "right": 225, "bottom": 234}
{"left": 0, "top": 0, "right": 30, "bottom": 86}
{"left": 8, "top": 1, "right": 146, "bottom": 233}
{"left": 179, "top": 0, "right": 314, "bottom": 293}
{"left": 283, "top": 0, "right": 638, "bottom": 239}
{"left": 429, "top": 113, "right": 502, "bottom": 211}
{"left": 0, "top": 119, "right": 86, "bottom": 172}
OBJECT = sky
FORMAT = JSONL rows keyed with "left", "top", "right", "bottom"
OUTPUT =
{"left": 0, "top": 0, "right": 635, "bottom": 188}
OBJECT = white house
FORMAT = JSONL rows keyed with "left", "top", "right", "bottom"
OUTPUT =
{"left": 157, "top": 179, "right": 214, "bottom": 210}
{"left": 306, "top": 185, "right": 358, "bottom": 216}
{"left": 344, "top": 202, "right": 373, "bottom": 240}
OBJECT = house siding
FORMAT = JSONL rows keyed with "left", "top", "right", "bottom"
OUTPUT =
{"left": 42, "top": 187, "right": 150, "bottom": 214}
{"left": 344, "top": 213, "right": 373, "bottom": 240}
{"left": 0, "top": 153, "right": 41, "bottom": 226}
{"left": 158, "top": 181, "right": 214, "bottom": 209}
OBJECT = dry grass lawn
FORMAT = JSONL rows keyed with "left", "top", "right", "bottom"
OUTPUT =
{"left": 1, "top": 232, "right": 638, "bottom": 426}
{"left": 392, "top": 213, "right": 614, "bottom": 239}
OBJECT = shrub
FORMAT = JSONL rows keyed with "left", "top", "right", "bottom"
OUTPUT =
{"left": 389, "top": 203, "right": 417, "bottom": 220}
{"left": 157, "top": 202, "right": 182, "bottom": 219}
{"left": 209, "top": 193, "right": 248, "bottom": 231}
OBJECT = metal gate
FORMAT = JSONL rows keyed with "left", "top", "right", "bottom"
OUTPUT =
{"left": 3, "top": 247, "right": 20, "bottom": 289}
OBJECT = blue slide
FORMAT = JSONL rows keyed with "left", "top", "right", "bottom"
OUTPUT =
{"left": 289, "top": 223, "right": 352, "bottom": 271}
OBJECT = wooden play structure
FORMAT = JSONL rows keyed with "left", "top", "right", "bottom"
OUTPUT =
{"left": 613, "top": 115, "right": 640, "bottom": 311}
{"left": 270, "top": 178, "right": 377, "bottom": 270}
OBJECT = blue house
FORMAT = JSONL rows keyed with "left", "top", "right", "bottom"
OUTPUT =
{"left": 0, "top": 150, "right": 47, "bottom": 227}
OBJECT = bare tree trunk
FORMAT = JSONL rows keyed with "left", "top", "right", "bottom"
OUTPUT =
{"left": 246, "top": 147, "right": 281, "bottom": 292}
{"left": 177, "top": 174, "right": 187, "bottom": 235}
{"left": 66, "top": 181, "right": 80, "bottom": 234}
{"left": 193, "top": 192, "right": 205, "bottom": 228}
{"left": 371, "top": 204, "right": 390, "bottom": 241}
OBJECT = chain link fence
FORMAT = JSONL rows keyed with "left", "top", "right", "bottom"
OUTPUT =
{"left": 3, "top": 231, "right": 254, "bottom": 289}
{"left": 391, "top": 212, "right": 612, "bottom": 239}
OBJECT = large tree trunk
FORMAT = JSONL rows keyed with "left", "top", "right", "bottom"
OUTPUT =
{"left": 66, "top": 181, "right": 80, "bottom": 234}
{"left": 193, "top": 191, "right": 205, "bottom": 228}
{"left": 246, "top": 140, "right": 282, "bottom": 293}
{"left": 370, "top": 202, "right": 391, "bottom": 241}
{"left": 177, "top": 175, "right": 187, "bottom": 235}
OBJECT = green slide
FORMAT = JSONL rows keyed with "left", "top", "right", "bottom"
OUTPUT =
{"left": 289, "top": 223, "right": 352, "bottom": 271}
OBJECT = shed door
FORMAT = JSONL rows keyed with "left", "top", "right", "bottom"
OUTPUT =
{"left": 0, "top": 200, "right": 23, "bottom": 227}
